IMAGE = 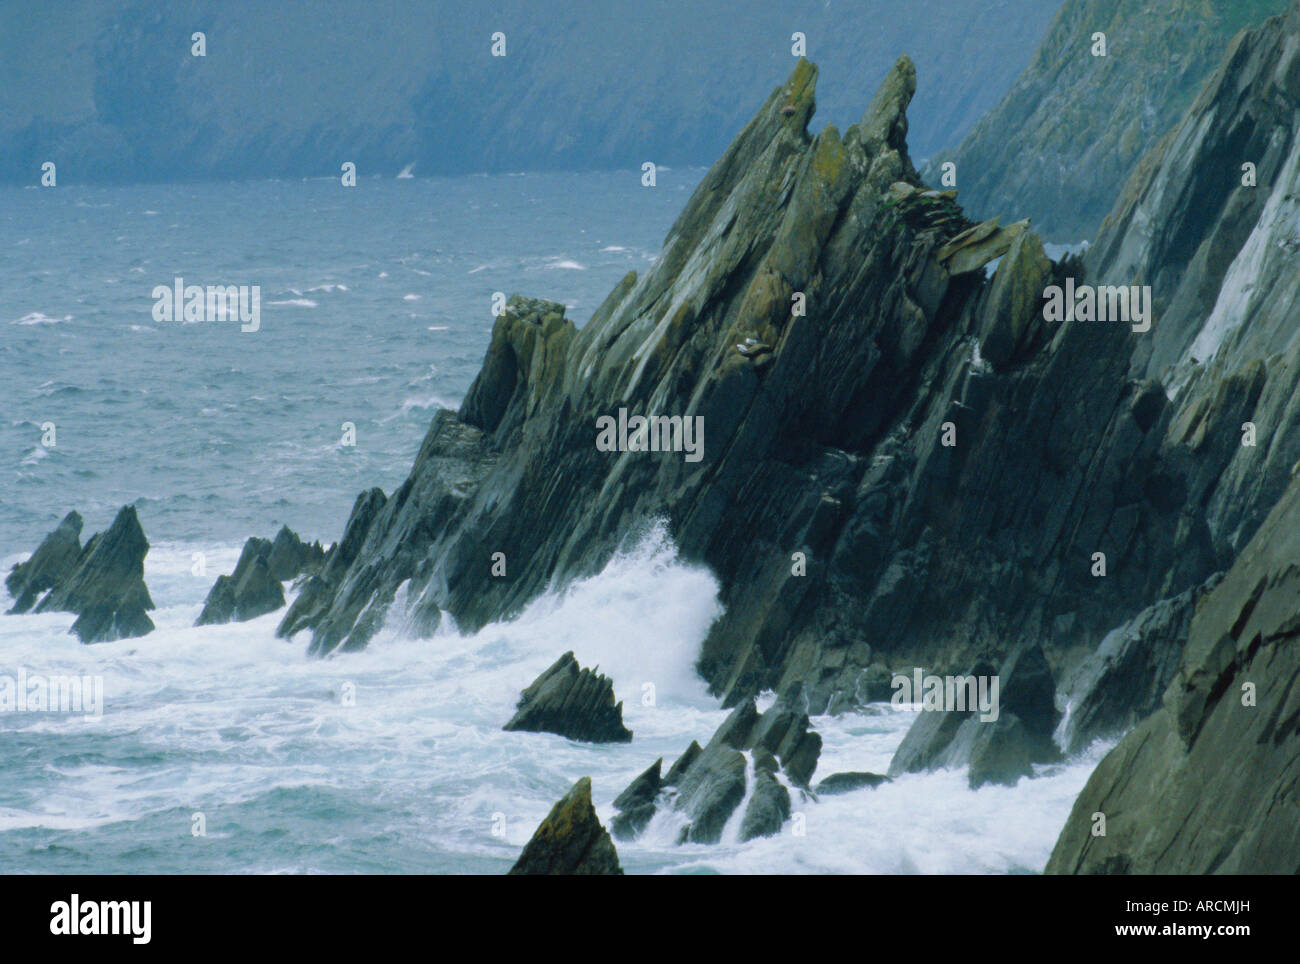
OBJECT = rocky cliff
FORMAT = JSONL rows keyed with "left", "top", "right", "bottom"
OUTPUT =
{"left": 273, "top": 0, "right": 1300, "bottom": 868}
{"left": 927, "top": 0, "right": 1291, "bottom": 242}
{"left": 278, "top": 52, "right": 1221, "bottom": 717}
{"left": 1045, "top": 0, "right": 1300, "bottom": 873}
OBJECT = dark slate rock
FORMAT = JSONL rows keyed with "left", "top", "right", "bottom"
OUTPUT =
{"left": 1057, "top": 575, "right": 1221, "bottom": 754}
{"left": 814, "top": 771, "right": 890, "bottom": 795}
{"left": 965, "top": 715, "right": 1036, "bottom": 788}
{"left": 739, "top": 767, "right": 791, "bottom": 842}
{"left": 195, "top": 537, "right": 286, "bottom": 626}
{"left": 34, "top": 505, "right": 154, "bottom": 643}
{"left": 662, "top": 741, "right": 702, "bottom": 786}
{"left": 507, "top": 777, "right": 623, "bottom": 876}
{"left": 888, "top": 651, "right": 1060, "bottom": 778}
{"left": 503, "top": 652, "right": 632, "bottom": 743}
{"left": 673, "top": 742, "right": 748, "bottom": 844}
{"left": 266, "top": 525, "right": 325, "bottom": 582}
{"left": 610, "top": 758, "right": 661, "bottom": 841}
{"left": 639, "top": 693, "right": 823, "bottom": 844}
{"left": 5, "top": 511, "right": 83, "bottom": 614}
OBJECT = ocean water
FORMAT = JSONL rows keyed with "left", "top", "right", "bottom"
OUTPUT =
{"left": 0, "top": 172, "right": 1104, "bottom": 874}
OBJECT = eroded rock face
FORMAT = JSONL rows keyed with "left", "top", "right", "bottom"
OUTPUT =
{"left": 33, "top": 505, "right": 155, "bottom": 643}
{"left": 1043, "top": 2, "right": 1300, "bottom": 871}
{"left": 1056, "top": 574, "right": 1222, "bottom": 754}
{"left": 273, "top": 50, "right": 1245, "bottom": 727}
{"left": 5, "top": 511, "right": 83, "bottom": 614}
{"left": 503, "top": 652, "right": 632, "bottom": 744}
{"left": 1048, "top": 472, "right": 1300, "bottom": 874}
{"left": 507, "top": 777, "right": 623, "bottom": 876}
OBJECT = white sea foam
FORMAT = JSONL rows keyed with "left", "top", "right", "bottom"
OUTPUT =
{"left": 0, "top": 524, "right": 1100, "bottom": 872}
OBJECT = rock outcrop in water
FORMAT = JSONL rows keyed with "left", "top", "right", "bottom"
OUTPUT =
{"left": 888, "top": 644, "right": 1062, "bottom": 788}
{"left": 196, "top": 526, "right": 324, "bottom": 626}
{"left": 5, "top": 511, "right": 84, "bottom": 614}
{"left": 282, "top": 54, "right": 1177, "bottom": 714}
{"left": 20, "top": 505, "right": 156, "bottom": 643}
{"left": 507, "top": 777, "right": 623, "bottom": 875}
{"left": 613, "top": 686, "right": 821, "bottom": 844}
{"left": 503, "top": 652, "right": 633, "bottom": 744}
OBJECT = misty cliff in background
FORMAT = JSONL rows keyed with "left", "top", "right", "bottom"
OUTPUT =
{"left": 928, "top": 0, "right": 1291, "bottom": 241}
{"left": 0, "top": 0, "right": 1061, "bottom": 184}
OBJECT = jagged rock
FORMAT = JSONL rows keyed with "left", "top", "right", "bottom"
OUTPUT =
{"left": 738, "top": 767, "right": 791, "bottom": 842}
{"left": 622, "top": 687, "right": 822, "bottom": 843}
{"left": 5, "top": 511, "right": 83, "bottom": 614}
{"left": 1057, "top": 575, "right": 1222, "bottom": 753}
{"left": 888, "top": 658, "right": 996, "bottom": 776}
{"left": 274, "top": 39, "right": 1291, "bottom": 753}
{"left": 965, "top": 716, "right": 1036, "bottom": 788}
{"left": 935, "top": 217, "right": 1028, "bottom": 275}
{"left": 610, "top": 758, "right": 661, "bottom": 840}
{"left": 266, "top": 525, "right": 325, "bottom": 582}
{"left": 978, "top": 230, "right": 1052, "bottom": 367}
{"left": 507, "top": 777, "right": 623, "bottom": 876}
{"left": 814, "top": 771, "right": 890, "bottom": 795}
{"left": 195, "top": 536, "right": 286, "bottom": 626}
{"left": 503, "top": 652, "right": 632, "bottom": 743}
{"left": 673, "top": 742, "right": 749, "bottom": 844}
{"left": 662, "top": 741, "right": 702, "bottom": 786}
{"left": 34, "top": 505, "right": 154, "bottom": 643}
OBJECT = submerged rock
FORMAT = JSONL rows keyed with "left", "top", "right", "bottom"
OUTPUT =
{"left": 503, "top": 652, "right": 633, "bottom": 743}
{"left": 507, "top": 777, "right": 623, "bottom": 876}
{"left": 5, "top": 511, "right": 83, "bottom": 614}
{"left": 814, "top": 771, "right": 890, "bottom": 795}
{"left": 34, "top": 505, "right": 155, "bottom": 643}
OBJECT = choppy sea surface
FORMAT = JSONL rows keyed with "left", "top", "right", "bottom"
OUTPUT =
{"left": 0, "top": 172, "right": 1104, "bottom": 873}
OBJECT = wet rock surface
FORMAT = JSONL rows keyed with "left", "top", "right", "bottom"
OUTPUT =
{"left": 28, "top": 505, "right": 155, "bottom": 643}
{"left": 615, "top": 686, "right": 821, "bottom": 844}
{"left": 508, "top": 777, "right": 623, "bottom": 875}
{"left": 196, "top": 526, "right": 324, "bottom": 627}
{"left": 503, "top": 652, "right": 633, "bottom": 744}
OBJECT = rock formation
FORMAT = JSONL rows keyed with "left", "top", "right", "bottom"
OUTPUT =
{"left": 1044, "top": 0, "right": 1300, "bottom": 872}
{"left": 613, "top": 686, "right": 821, "bottom": 844}
{"left": 196, "top": 526, "right": 324, "bottom": 626}
{"left": 5, "top": 511, "right": 83, "bottom": 614}
{"left": 507, "top": 777, "right": 623, "bottom": 875}
{"left": 262, "top": 0, "right": 1298, "bottom": 868}
{"left": 1048, "top": 471, "right": 1300, "bottom": 873}
{"left": 27, "top": 506, "right": 155, "bottom": 643}
{"left": 503, "top": 652, "right": 633, "bottom": 744}
{"left": 889, "top": 645, "right": 1061, "bottom": 788}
